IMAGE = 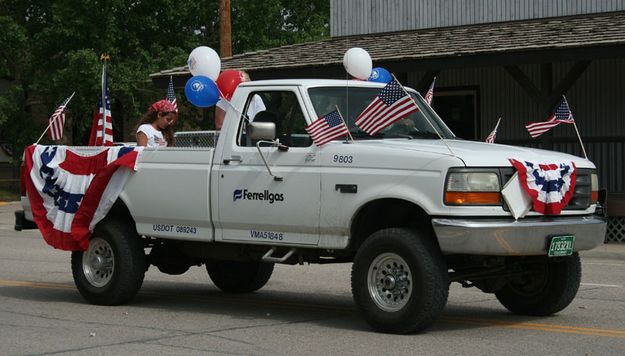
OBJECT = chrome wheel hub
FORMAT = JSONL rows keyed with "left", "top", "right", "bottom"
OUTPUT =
{"left": 82, "top": 238, "right": 114, "bottom": 288}
{"left": 368, "top": 253, "right": 412, "bottom": 312}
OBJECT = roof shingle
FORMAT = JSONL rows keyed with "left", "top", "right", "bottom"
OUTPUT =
{"left": 151, "top": 11, "right": 625, "bottom": 79}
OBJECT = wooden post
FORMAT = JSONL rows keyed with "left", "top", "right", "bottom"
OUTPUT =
{"left": 220, "top": 0, "right": 232, "bottom": 58}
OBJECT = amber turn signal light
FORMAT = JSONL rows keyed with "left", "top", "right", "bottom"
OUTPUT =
{"left": 591, "top": 191, "right": 599, "bottom": 204}
{"left": 445, "top": 192, "right": 502, "bottom": 205}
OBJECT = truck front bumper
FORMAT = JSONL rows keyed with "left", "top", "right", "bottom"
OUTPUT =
{"left": 431, "top": 215, "right": 607, "bottom": 256}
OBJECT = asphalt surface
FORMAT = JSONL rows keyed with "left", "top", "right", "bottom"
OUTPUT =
{"left": 1, "top": 201, "right": 624, "bottom": 355}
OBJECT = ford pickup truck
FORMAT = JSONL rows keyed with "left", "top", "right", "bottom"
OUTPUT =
{"left": 15, "top": 79, "right": 607, "bottom": 334}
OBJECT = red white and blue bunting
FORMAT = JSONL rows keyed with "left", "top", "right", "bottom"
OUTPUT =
{"left": 509, "top": 158, "right": 577, "bottom": 215}
{"left": 23, "top": 144, "right": 142, "bottom": 251}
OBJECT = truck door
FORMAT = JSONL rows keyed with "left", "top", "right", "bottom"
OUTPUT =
{"left": 215, "top": 88, "right": 320, "bottom": 245}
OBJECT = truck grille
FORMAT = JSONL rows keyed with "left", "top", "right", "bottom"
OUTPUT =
{"left": 500, "top": 167, "right": 593, "bottom": 211}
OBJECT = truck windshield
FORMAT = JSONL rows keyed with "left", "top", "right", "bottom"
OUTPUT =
{"left": 307, "top": 86, "right": 455, "bottom": 140}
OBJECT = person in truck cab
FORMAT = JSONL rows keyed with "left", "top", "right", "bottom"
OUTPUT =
{"left": 215, "top": 71, "right": 265, "bottom": 130}
{"left": 135, "top": 99, "right": 176, "bottom": 147}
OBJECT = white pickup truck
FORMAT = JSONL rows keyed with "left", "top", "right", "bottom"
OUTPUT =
{"left": 15, "top": 79, "right": 607, "bottom": 334}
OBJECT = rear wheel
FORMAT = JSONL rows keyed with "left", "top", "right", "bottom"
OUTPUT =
{"left": 71, "top": 218, "right": 146, "bottom": 305}
{"left": 351, "top": 228, "right": 449, "bottom": 334}
{"left": 206, "top": 260, "right": 274, "bottom": 293}
{"left": 495, "top": 253, "right": 581, "bottom": 316}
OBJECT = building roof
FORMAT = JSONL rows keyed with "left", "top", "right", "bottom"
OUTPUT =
{"left": 238, "top": 78, "right": 388, "bottom": 88}
{"left": 151, "top": 11, "right": 625, "bottom": 84}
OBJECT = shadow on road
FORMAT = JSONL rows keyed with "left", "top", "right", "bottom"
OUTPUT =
{"left": 0, "top": 279, "right": 549, "bottom": 335}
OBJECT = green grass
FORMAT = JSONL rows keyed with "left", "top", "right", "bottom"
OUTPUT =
{"left": 0, "top": 187, "right": 20, "bottom": 202}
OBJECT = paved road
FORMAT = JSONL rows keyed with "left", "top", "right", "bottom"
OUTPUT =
{"left": 1, "top": 202, "right": 624, "bottom": 355}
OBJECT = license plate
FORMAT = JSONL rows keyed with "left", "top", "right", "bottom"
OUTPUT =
{"left": 548, "top": 235, "right": 575, "bottom": 257}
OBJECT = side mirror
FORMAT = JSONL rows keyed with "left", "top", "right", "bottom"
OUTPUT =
{"left": 248, "top": 121, "right": 276, "bottom": 141}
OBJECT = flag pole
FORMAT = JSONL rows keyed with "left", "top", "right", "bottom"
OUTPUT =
{"left": 494, "top": 117, "right": 501, "bottom": 132}
{"left": 571, "top": 121, "right": 588, "bottom": 159}
{"left": 563, "top": 95, "right": 588, "bottom": 159}
{"left": 35, "top": 92, "right": 76, "bottom": 145}
{"left": 486, "top": 117, "right": 501, "bottom": 143}
{"left": 335, "top": 105, "right": 354, "bottom": 143}
{"left": 391, "top": 74, "right": 456, "bottom": 158}
{"left": 100, "top": 54, "right": 110, "bottom": 146}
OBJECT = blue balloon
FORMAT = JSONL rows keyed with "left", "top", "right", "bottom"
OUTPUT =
{"left": 368, "top": 67, "right": 392, "bottom": 83}
{"left": 184, "top": 75, "right": 219, "bottom": 107}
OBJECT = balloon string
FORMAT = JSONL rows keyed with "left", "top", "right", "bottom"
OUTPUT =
{"left": 217, "top": 88, "right": 249, "bottom": 122}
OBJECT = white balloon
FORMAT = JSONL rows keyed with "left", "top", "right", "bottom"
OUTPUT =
{"left": 343, "top": 47, "right": 372, "bottom": 80}
{"left": 187, "top": 46, "right": 221, "bottom": 81}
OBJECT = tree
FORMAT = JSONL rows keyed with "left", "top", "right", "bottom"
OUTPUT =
{"left": 231, "top": 0, "right": 330, "bottom": 53}
{"left": 0, "top": 0, "right": 329, "bottom": 158}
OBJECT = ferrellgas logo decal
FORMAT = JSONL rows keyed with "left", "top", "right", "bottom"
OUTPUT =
{"left": 233, "top": 189, "right": 285, "bottom": 204}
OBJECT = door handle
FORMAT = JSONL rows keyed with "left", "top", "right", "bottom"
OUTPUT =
{"left": 223, "top": 156, "right": 242, "bottom": 165}
{"left": 335, "top": 184, "right": 357, "bottom": 193}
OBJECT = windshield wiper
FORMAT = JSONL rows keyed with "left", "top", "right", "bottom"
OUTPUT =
{"left": 384, "top": 133, "right": 413, "bottom": 139}
{"left": 350, "top": 130, "right": 442, "bottom": 140}
{"left": 350, "top": 130, "right": 384, "bottom": 139}
{"left": 408, "top": 131, "right": 441, "bottom": 139}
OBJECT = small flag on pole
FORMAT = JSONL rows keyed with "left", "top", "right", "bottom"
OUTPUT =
{"left": 525, "top": 98, "right": 575, "bottom": 138}
{"left": 485, "top": 117, "right": 502, "bottom": 144}
{"left": 166, "top": 76, "right": 178, "bottom": 113}
{"left": 355, "top": 79, "right": 419, "bottom": 135}
{"left": 48, "top": 94, "right": 74, "bottom": 141}
{"left": 424, "top": 77, "right": 436, "bottom": 105}
{"left": 89, "top": 64, "right": 113, "bottom": 146}
{"left": 305, "top": 110, "right": 349, "bottom": 146}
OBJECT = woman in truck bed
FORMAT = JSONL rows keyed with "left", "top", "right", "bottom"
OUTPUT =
{"left": 136, "top": 99, "right": 177, "bottom": 147}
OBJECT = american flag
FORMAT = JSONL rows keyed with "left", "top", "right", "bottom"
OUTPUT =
{"left": 355, "top": 79, "right": 419, "bottom": 135}
{"left": 48, "top": 93, "right": 74, "bottom": 141}
{"left": 424, "top": 77, "right": 436, "bottom": 105}
{"left": 305, "top": 110, "right": 349, "bottom": 146}
{"left": 166, "top": 76, "right": 178, "bottom": 113}
{"left": 485, "top": 117, "right": 502, "bottom": 144}
{"left": 525, "top": 98, "right": 575, "bottom": 138}
{"left": 88, "top": 65, "right": 113, "bottom": 146}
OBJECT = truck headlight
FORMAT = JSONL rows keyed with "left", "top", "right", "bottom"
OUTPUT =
{"left": 445, "top": 171, "right": 501, "bottom": 205}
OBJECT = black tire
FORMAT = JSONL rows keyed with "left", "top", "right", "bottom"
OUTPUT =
{"left": 495, "top": 253, "right": 581, "bottom": 316}
{"left": 351, "top": 228, "right": 449, "bottom": 334}
{"left": 206, "top": 260, "right": 274, "bottom": 293}
{"left": 71, "top": 218, "right": 146, "bottom": 305}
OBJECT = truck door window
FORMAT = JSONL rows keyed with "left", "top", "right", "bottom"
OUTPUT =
{"left": 238, "top": 91, "right": 312, "bottom": 148}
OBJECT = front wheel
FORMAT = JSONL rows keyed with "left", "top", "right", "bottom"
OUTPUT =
{"left": 351, "top": 228, "right": 449, "bottom": 334}
{"left": 71, "top": 218, "right": 146, "bottom": 305}
{"left": 495, "top": 253, "right": 581, "bottom": 316}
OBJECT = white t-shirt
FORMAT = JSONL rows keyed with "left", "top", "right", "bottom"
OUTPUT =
{"left": 137, "top": 124, "right": 167, "bottom": 147}
{"left": 217, "top": 94, "right": 266, "bottom": 121}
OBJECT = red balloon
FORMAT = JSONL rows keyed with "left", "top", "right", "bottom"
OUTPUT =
{"left": 216, "top": 70, "right": 244, "bottom": 100}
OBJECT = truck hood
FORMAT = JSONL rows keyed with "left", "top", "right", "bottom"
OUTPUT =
{"left": 356, "top": 139, "right": 595, "bottom": 168}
